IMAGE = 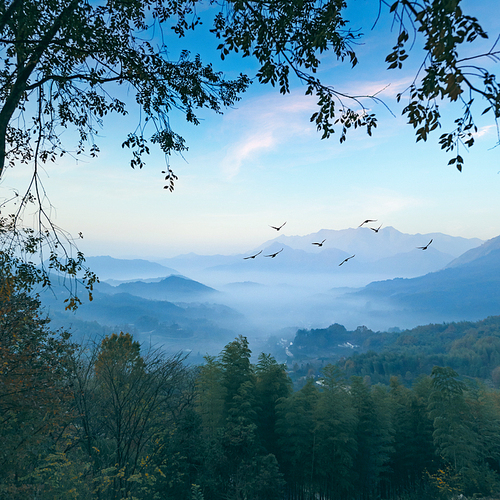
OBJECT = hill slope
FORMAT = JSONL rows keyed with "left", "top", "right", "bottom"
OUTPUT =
{"left": 353, "top": 235, "right": 500, "bottom": 321}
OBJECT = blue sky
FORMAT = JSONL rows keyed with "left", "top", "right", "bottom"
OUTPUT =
{"left": 3, "top": 0, "right": 500, "bottom": 259}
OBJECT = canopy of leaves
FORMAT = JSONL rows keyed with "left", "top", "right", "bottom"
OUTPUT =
{"left": 1, "top": 0, "right": 498, "bottom": 188}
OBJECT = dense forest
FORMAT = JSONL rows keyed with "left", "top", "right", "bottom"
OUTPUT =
{"left": 3, "top": 275, "right": 500, "bottom": 500}
{"left": 287, "top": 318, "right": 500, "bottom": 388}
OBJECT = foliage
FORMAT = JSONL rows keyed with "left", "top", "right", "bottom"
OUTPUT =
{"left": 291, "top": 316, "right": 500, "bottom": 387}
{"left": 70, "top": 333, "right": 190, "bottom": 499}
{"left": 386, "top": 0, "right": 500, "bottom": 171}
{"left": 4, "top": 277, "right": 500, "bottom": 500}
{"left": 0, "top": 251, "right": 76, "bottom": 498}
{"left": 1, "top": 0, "right": 498, "bottom": 189}
{"left": 0, "top": 0, "right": 250, "bottom": 187}
{"left": 0, "top": 205, "right": 98, "bottom": 310}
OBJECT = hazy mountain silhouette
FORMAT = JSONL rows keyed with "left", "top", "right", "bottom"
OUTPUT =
{"left": 157, "top": 227, "right": 478, "bottom": 282}
{"left": 263, "top": 226, "right": 481, "bottom": 261}
{"left": 444, "top": 234, "right": 500, "bottom": 268}
{"left": 96, "top": 275, "right": 220, "bottom": 302}
{"left": 205, "top": 241, "right": 453, "bottom": 278}
{"left": 42, "top": 284, "right": 242, "bottom": 355}
{"left": 353, "top": 235, "right": 500, "bottom": 321}
{"left": 86, "top": 256, "right": 178, "bottom": 281}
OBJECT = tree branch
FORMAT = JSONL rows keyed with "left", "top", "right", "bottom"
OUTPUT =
{"left": 0, "top": 0, "right": 80, "bottom": 178}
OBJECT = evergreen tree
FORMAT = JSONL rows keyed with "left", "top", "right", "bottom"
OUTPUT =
{"left": 276, "top": 377, "right": 319, "bottom": 499}
{"left": 314, "top": 365, "right": 357, "bottom": 498}
{"left": 429, "top": 367, "right": 477, "bottom": 471}
{"left": 350, "top": 376, "right": 394, "bottom": 499}
{"left": 254, "top": 353, "right": 292, "bottom": 456}
{"left": 387, "top": 376, "right": 436, "bottom": 496}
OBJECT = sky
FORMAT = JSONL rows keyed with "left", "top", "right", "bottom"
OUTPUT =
{"left": 2, "top": 0, "right": 500, "bottom": 260}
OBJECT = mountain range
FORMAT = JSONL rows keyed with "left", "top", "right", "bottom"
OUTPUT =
{"left": 351, "top": 234, "right": 500, "bottom": 325}
{"left": 84, "top": 256, "right": 178, "bottom": 281}
{"left": 96, "top": 275, "right": 220, "bottom": 302}
{"left": 156, "top": 226, "right": 482, "bottom": 285}
{"left": 44, "top": 228, "right": 500, "bottom": 356}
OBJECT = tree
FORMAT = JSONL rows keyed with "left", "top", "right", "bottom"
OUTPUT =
{"left": 275, "top": 377, "right": 319, "bottom": 499}
{"left": 429, "top": 367, "right": 500, "bottom": 496}
{"left": 1, "top": 0, "right": 498, "bottom": 188}
{"left": 195, "top": 355, "right": 227, "bottom": 439}
{"left": 313, "top": 365, "right": 357, "bottom": 498}
{"left": 428, "top": 366, "right": 477, "bottom": 471}
{"left": 70, "top": 332, "right": 189, "bottom": 499}
{"left": 349, "top": 376, "right": 394, "bottom": 499}
{"left": 388, "top": 376, "right": 436, "bottom": 496}
{"left": 0, "top": 250, "right": 76, "bottom": 498}
{"left": 194, "top": 338, "right": 286, "bottom": 500}
{"left": 254, "top": 353, "right": 292, "bottom": 456}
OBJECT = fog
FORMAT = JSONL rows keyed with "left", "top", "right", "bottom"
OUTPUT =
{"left": 154, "top": 266, "right": 445, "bottom": 336}
{"left": 45, "top": 230, "right": 498, "bottom": 360}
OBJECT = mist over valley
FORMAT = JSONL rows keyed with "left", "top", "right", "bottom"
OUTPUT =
{"left": 44, "top": 226, "right": 499, "bottom": 362}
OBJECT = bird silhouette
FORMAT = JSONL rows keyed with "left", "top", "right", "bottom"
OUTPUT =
{"left": 78, "top": 232, "right": 83, "bottom": 238}
{"left": 312, "top": 239, "right": 326, "bottom": 247}
{"left": 339, "top": 255, "right": 355, "bottom": 266}
{"left": 417, "top": 239, "right": 433, "bottom": 250}
{"left": 359, "top": 219, "right": 377, "bottom": 227}
{"left": 243, "top": 250, "right": 262, "bottom": 260}
{"left": 370, "top": 224, "right": 382, "bottom": 233}
{"left": 270, "top": 221, "right": 286, "bottom": 231}
{"left": 265, "top": 248, "right": 283, "bottom": 258}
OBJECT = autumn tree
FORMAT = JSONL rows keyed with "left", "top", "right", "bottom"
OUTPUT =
{"left": 70, "top": 332, "right": 189, "bottom": 499}
{"left": 0, "top": 250, "right": 75, "bottom": 498}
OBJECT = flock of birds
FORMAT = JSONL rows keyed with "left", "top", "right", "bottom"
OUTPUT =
{"left": 243, "top": 219, "right": 434, "bottom": 265}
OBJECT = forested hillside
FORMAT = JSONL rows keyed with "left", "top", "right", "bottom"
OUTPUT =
{"left": 287, "top": 317, "right": 500, "bottom": 387}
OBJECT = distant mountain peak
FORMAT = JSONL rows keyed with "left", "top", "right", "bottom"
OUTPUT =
{"left": 85, "top": 255, "right": 178, "bottom": 281}
{"left": 445, "top": 234, "right": 500, "bottom": 269}
{"left": 261, "top": 227, "right": 482, "bottom": 261}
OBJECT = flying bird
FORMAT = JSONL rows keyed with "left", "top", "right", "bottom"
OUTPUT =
{"left": 359, "top": 219, "right": 377, "bottom": 227}
{"left": 265, "top": 248, "right": 283, "bottom": 258}
{"left": 78, "top": 232, "right": 83, "bottom": 238}
{"left": 417, "top": 239, "right": 433, "bottom": 250}
{"left": 312, "top": 239, "right": 326, "bottom": 247}
{"left": 339, "top": 255, "right": 355, "bottom": 266}
{"left": 370, "top": 224, "right": 382, "bottom": 233}
{"left": 270, "top": 221, "right": 286, "bottom": 231}
{"left": 243, "top": 250, "right": 262, "bottom": 260}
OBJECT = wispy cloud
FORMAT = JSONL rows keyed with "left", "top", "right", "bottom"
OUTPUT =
{"left": 219, "top": 92, "right": 316, "bottom": 178}
{"left": 221, "top": 130, "right": 277, "bottom": 178}
{"left": 474, "top": 124, "right": 497, "bottom": 139}
{"left": 218, "top": 77, "right": 414, "bottom": 178}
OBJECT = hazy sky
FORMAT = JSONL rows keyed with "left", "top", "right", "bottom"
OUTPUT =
{"left": 2, "top": 0, "right": 500, "bottom": 259}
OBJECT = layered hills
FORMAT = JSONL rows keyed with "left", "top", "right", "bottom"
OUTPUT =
{"left": 351, "top": 234, "right": 500, "bottom": 325}
{"left": 157, "top": 226, "right": 481, "bottom": 287}
{"left": 43, "top": 228, "right": 499, "bottom": 356}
